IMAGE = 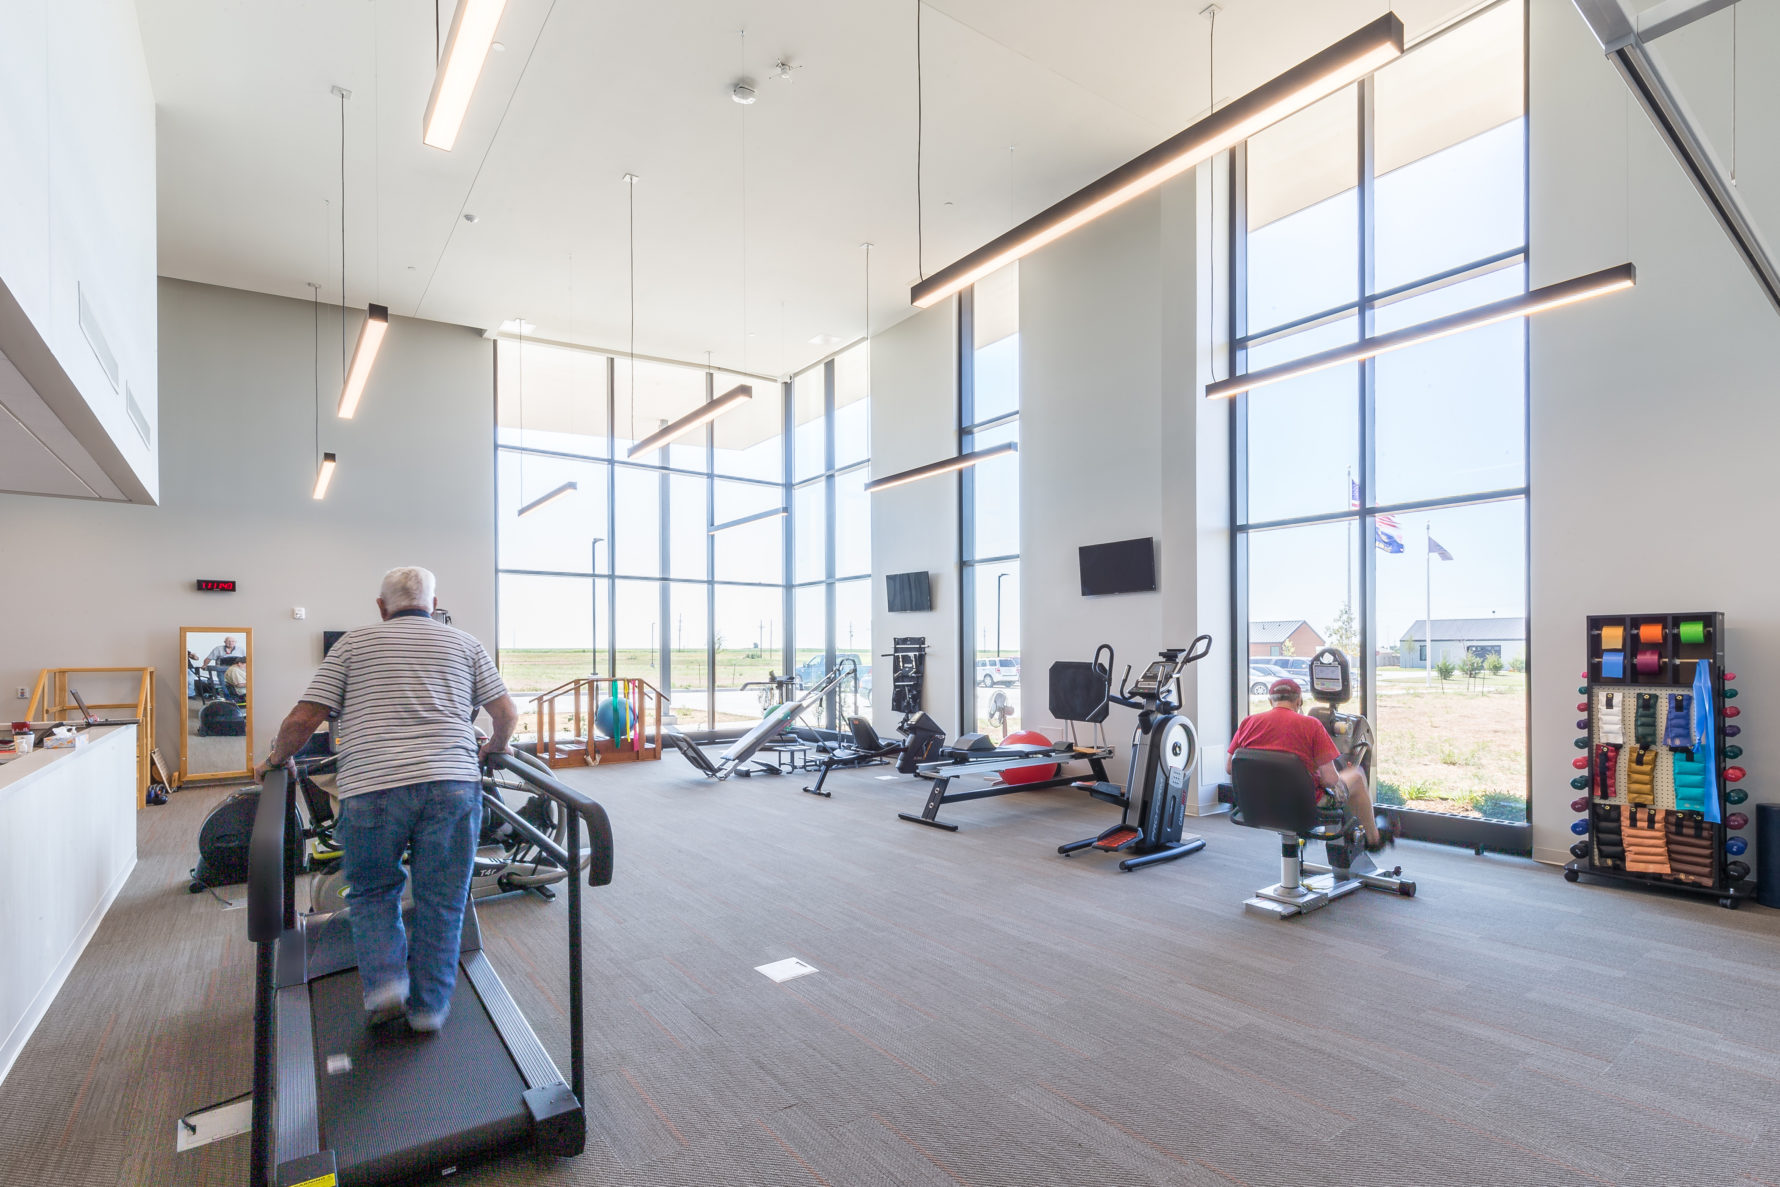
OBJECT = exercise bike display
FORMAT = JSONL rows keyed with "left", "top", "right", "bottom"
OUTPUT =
{"left": 1059, "top": 637, "right": 1212, "bottom": 871}
{"left": 1230, "top": 647, "right": 1415, "bottom": 918}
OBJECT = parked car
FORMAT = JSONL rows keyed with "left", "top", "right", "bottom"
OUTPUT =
{"left": 976, "top": 657, "right": 1021, "bottom": 687}
{"left": 1267, "top": 656, "right": 1311, "bottom": 680}
{"left": 796, "top": 653, "right": 871, "bottom": 694}
{"left": 1248, "top": 662, "right": 1308, "bottom": 697}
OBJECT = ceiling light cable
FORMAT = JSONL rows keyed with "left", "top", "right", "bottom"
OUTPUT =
{"left": 1730, "top": 2, "right": 1738, "bottom": 186}
{"left": 339, "top": 86, "right": 348, "bottom": 381}
{"left": 627, "top": 173, "right": 637, "bottom": 446}
{"left": 916, "top": 0, "right": 925, "bottom": 280}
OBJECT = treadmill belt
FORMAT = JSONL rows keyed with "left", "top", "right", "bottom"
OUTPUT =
{"left": 310, "top": 965, "right": 531, "bottom": 1185}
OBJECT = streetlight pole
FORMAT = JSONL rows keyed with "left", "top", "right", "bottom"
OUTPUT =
{"left": 995, "top": 571, "right": 1009, "bottom": 658}
{"left": 589, "top": 537, "right": 604, "bottom": 679}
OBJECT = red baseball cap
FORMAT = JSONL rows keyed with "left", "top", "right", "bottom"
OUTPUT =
{"left": 1268, "top": 678, "right": 1300, "bottom": 697}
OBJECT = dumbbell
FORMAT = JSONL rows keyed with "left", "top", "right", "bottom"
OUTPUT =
{"left": 1570, "top": 840, "right": 1591, "bottom": 860}
{"left": 1726, "top": 837, "right": 1748, "bottom": 857}
{"left": 1574, "top": 737, "right": 1589, "bottom": 750}
{"left": 1577, "top": 685, "right": 1588, "bottom": 696}
{"left": 1727, "top": 766, "right": 1746, "bottom": 782}
{"left": 1575, "top": 718, "right": 1588, "bottom": 730}
{"left": 1725, "top": 687, "right": 1739, "bottom": 700}
{"left": 1573, "top": 757, "right": 1588, "bottom": 770}
{"left": 1725, "top": 744, "right": 1743, "bottom": 760}
{"left": 1727, "top": 812, "right": 1749, "bottom": 831}
{"left": 1576, "top": 701, "right": 1588, "bottom": 713}
{"left": 1726, "top": 706, "right": 1740, "bottom": 718}
{"left": 1725, "top": 724, "right": 1740, "bottom": 737}
{"left": 1571, "top": 775, "right": 1589, "bottom": 791}
{"left": 1727, "top": 788, "right": 1748, "bottom": 806}
{"left": 1725, "top": 860, "right": 1750, "bottom": 882}
{"left": 1571, "top": 819, "right": 1592, "bottom": 836}
{"left": 1571, "top": 796, "right": 1590, "bottom": 813}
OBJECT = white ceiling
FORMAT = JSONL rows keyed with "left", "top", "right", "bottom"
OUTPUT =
{"left": 140, "top": 0, "right": 1489, "bottom": 378}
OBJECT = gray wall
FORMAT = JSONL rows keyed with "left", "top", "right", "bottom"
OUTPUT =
{"left": 868, "top": 299, "right": 961, "bottom": 733}
{"left": 0, "top": 278, "right": 495, "bottom": 767}
{"left": 1528, "top": 0, "right": 1779, "bottom": 864}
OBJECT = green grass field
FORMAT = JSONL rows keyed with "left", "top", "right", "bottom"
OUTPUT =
{"left": 499, "top": 648, "right": 830, "bottom": 695}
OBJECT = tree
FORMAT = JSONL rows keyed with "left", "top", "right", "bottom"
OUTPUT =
{"left": 1434, "top": 657, "right": 1457, "bottom": 687}
{"left": 1328, "top": 602, "right": 1358, "bottom": 657}
{"left": 1486, "top": 654, "right": 1504, "bottom": 677}
{"left": 1280, "top": 639, "right": 1296, "bottom": 657}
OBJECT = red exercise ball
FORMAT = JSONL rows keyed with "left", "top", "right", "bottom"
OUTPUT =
{"left": 1001, "top": 730, "right": 1060, "bottom": 785}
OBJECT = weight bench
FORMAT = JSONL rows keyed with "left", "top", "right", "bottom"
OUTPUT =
{"left": 1229, "top": 748, "right": 1414, "bottom": 918}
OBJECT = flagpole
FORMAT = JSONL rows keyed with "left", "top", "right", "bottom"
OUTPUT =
{"left": 1424, "top": 522, "right": 1433, "bottom": 686}
{"left": 1345, "top": 467, "right": 1353, "bottom": 623}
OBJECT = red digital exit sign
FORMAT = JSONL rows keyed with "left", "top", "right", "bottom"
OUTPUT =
{"left": 196, "top": 579, "right": 237, "bottom": 593}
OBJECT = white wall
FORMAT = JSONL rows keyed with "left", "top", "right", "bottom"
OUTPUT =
{"left": 0, "top": 0, "right": 158, "bottom": 502}
{"left": 0, "top": 279, "right": 496, "bottom": 766}
{"left": 0, "top": 726, "right": 136, "bottom": 1087}
{"left": 868, "top": 299, "right": 961, "bottom": 732}
{"left": 1527, "top": 0, "right": 1780, "bottom": 864}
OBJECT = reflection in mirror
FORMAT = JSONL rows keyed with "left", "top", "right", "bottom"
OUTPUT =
{"left": 180, "top": 627, "right": 253, "bottom": 782}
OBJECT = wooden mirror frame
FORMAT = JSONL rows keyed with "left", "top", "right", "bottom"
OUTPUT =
{"left": 179, "top": 626, "right": 255, "bottom": 784}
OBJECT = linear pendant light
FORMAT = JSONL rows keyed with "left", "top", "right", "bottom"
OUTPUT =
{"left": 710, "top": 506, "right": 787, "bottom": 535}
{"left": 312, "top": 452, "right": 337, "bottom": 500}
{"left": 627, "top": 383, "right": 752, "bottom": 459}
{"left": 517, "top": 480, "right": 578, "bottom": 517}
{"left": 909, "top": 13, "right": 1404, "bottom": 309}
{"left": 423, "top": 0, "right": 508, "bottom": 150}
{"left": 1204, "top": 264, "right": 1637, "bottom": 400}
{"left": 337, "top": 303, "right": 389, "bottom": 418}
{"left": 865, "top": 441, "right": 1018, "bottom": 493}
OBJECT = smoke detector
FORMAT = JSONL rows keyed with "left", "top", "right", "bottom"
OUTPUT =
{"left": 730, "top": 81, "right": 757, "bottom": 105}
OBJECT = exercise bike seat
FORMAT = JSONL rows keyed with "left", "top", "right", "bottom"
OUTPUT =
{"left": 1230, "top": 748, "right": 1344, "bottom": 839}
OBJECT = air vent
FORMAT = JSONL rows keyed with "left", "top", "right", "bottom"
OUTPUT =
{"left": 124, "top": 383, "right": 150, "bottom": 447}
{"left": 77, "top": 284, "right": 120, "bottom": 392}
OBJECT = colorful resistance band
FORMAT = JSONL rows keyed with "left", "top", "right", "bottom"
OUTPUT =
{"left": 1600, "top": 625, "right": 1625, "bottom": 649}
{"left": 1679, "top": 620, "right": 1707, "bottom": 644}
{"left": 1601, "top": 651, "right": 1625, "bottom": 678}
{"left": 1635, "top": 648, "right": 1662, "bottom": 677}
{"left": 1638, "top": 622, "right": 1664, "bottom": 645}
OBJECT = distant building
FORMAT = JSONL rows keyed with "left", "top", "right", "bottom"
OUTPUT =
{"left": 1397, "top": 617, "right": 1526, "bottom": 669}
{"left": 1249, "top": 620, "right": 1326, "bottom": 659}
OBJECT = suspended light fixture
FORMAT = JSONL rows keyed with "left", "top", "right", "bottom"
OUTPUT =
{"left": 709, "top": 506, "right": 787, "bottom": 534}
{"left": 627, "top": 384, "right": 753, "bottom": 458}
{"left": 517, "top": 480, "right": 578, "bottom": 517}
{"left": 1204, "top": 264, "right": 1636, "bottom": 400}
{"left": 909, "top": 14, "right": 1404, "bottom": 309}
{"left": 865, "top": 441, "right": 1018, "bottom": 493}
{"left": 423, "top": 0, "right": 509, "bottom": 150}
{"left": 337, "top": 303, "right": 388, "bottom": 418}
{"left": 312, "top": 452, "right": 338, "bottom": 500}
{"left": 331, "top": 85, "right": 388, "bottom": 418}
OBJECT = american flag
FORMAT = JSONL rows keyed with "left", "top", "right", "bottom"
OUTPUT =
{"left": 1352, "top": 477, "right": 1403, "bottom": 552}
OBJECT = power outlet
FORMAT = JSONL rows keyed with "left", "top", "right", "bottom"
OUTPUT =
{"left": 15, "top": 687, "right": 25, "bottom": 699}
{"left": 292, "top": 607, "right": 306, "bottom": 620}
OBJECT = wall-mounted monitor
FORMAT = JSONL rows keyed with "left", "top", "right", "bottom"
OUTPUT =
{"left": 887, "top": 571, "right": 933, "bottom": 613}
{"left": 1079, "top": 537, "right": 1157, "bottom": 597}
{"left": 323, "top": 630, "right": 348, "bottom": 657}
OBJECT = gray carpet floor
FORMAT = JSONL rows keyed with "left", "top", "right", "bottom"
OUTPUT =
{"left": 4, "top": 755, "right": 1780, "bottom": 1187}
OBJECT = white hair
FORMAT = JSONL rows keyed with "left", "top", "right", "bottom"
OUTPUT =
{"left": 380, "top": 566, "right": 436, "bottom": 611}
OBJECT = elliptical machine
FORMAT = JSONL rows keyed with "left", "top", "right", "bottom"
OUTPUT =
{"left": 1058, "top": 636, "right": 1213, "bottom": 871}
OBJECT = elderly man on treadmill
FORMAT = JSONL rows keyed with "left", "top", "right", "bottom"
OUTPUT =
{"left": 260, "top": 566, "right": 519, "bottom": 1032}
{"left": 1227, "top": 677, "right": 1390, "bottom": 851}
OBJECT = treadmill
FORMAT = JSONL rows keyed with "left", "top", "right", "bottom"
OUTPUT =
{"left": 247, "top": 753, "right": 614, "bottom": 1185}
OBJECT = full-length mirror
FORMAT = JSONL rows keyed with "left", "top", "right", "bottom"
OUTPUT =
{"left": 180, "top": 627, "right": 253, "bottom": 783}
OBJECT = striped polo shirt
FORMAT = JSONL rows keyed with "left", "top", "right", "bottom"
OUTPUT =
{"left": 301, "top": 611, "right": 508, "bottom": 798}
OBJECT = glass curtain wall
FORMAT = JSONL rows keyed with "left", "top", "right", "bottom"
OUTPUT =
{"left": 961, "top": 263, "right": 1021, "bottom": 736}
{"left": 496, "top": 339, "right": 786, "bottom": 736}
{"left": 1230, "top": 1, "right": 1528, "bottom": 828}
{"left": 788, "top": 341, "right": 873, "bottom": 729}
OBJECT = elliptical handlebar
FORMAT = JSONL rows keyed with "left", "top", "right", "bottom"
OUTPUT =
{"left": 486, "top": 752, "right": 615, "bottom": 888}
{"left": 247, "top": 767, "right": 296, "bottom": 944}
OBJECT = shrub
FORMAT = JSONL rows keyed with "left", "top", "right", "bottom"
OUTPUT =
{"left": 1475, "top": 791, "right": 1526, "bottom": 822}
{"left": 1374, "top": 781, "right": 1407, "bottom": 806}
{"left": 1486, "top": 654, "right": 1504, "bottom": 676}
{"left": 1507, "top": 656, "right": 1526, "bottom": 673}
{"left": 1434, "top": 658, "right": 1457, "bottom": 684}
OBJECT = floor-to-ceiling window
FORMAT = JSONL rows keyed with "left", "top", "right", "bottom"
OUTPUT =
{"left": 961, "top": 263, "right": 1021, "bottom": 735}
{"left": 788, "top": 340, "right": 873, "bottom": 729}
{"left": 1231, "top": 1, "right": 1528, "bottom": 830}
{"left": 497, "top": 339, "right": 786, "bottom": 735}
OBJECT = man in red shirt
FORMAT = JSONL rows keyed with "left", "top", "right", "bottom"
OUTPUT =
{"left": 1228, "top": 678, "right": 1387, "bottom": 849}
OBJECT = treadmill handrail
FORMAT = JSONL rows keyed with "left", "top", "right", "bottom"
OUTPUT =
{"left": 487, "top": 752, "right": 615, "bottom": 887}
{"left": 248, "top": 768, "right": 293, "bottom": 943}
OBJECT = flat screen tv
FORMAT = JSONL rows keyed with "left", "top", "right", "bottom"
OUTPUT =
{"left": 323, "top": 630, "right": 347, "bottom": 657}
{"left": 887, "top": 571, "right": 933, "bottom": 613}
{"left": 1079, "top": 537, "right": 1157, "bottom": 597}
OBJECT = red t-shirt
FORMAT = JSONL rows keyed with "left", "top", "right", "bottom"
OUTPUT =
{"left": 1230, "top": 706, "right": 1339, "bottom": 785}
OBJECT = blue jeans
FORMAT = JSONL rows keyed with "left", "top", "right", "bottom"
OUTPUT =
{"left": 339, "top": 780, "right": 483, "bottom": 1021}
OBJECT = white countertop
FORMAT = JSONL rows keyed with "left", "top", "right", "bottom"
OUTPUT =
{"left": 0, "top": 725, "right": 133, "bottom": 799}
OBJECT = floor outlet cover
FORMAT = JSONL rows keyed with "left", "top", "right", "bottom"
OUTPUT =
{"left": 755, "top": 957, "right": 818, "bottom": 983}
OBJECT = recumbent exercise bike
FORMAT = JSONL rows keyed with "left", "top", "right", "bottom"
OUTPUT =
{"left": 1230, "top": 647, "right": 1415, "bottom": 917}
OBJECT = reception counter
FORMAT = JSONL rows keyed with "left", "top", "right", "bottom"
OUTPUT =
{"left": 0, "top": 726, "right": 138, "bottom": 1085}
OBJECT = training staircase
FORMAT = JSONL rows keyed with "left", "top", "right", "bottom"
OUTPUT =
{"left": 531, "top": 676, "right": 666, "bottom": 769}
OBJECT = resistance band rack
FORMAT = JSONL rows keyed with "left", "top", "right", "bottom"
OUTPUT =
{"left": 1565, "top": 611, "right": 1754, "bottom": 908}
